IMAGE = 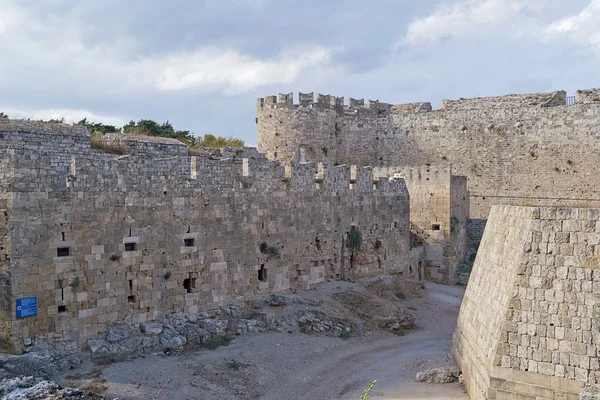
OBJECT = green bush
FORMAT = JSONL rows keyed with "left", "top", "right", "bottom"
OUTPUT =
{"left": 200, "top": 334, "right": 232, "bottom": 350}
{"left": 347, "top": 226, "right": 363, "bottom": 253}
{"left": 265, "top": 246, "right": 281, "bottom": 258}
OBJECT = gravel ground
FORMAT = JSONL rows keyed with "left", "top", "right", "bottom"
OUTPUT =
{"left": 53, "top": 282, "right": 467, "bottom": 400}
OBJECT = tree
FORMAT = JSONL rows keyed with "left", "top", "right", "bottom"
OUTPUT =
{"left": 194, "top": 133, "right": 245, "bottom": 148}
{"left": 76, "top": 118, "right": 118, "bottom": 135}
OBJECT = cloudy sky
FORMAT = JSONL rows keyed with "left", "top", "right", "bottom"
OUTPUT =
{"left": 1, "top": 0, "right": 599, "bottom": 145}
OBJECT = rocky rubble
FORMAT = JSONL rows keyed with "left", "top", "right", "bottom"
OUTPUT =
{"left": 1, "top": 279, "right": 416, "bottom": 381}
{"left": 415, "top": 366, "right": 461, "bottom": 384}
{"left": 87, "top": 306, "right": 273, "bottom": 362}
{"left": 0, "top": 376, "right": 110, "bottom": 399}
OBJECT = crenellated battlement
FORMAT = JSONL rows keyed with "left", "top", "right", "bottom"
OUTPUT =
{"left": 257, "top": 92, "right": 395, "bottom": 112}
{"left": 0, "top": 118, "right": 407, "bottom": 197}
{"left": 258, "top": 88, "right": 600, "bottom": 116}
{"left": 257, "top": 86, "right": 600, "bottom": 221}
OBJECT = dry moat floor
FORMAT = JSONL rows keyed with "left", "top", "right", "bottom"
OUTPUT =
{"left": 53, "top": 282, "right": 467, "bottom": 400}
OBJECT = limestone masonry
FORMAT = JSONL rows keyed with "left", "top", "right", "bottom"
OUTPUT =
{"left": 374, "top": 166, "right": 469, "bottom": 284}
{"left": 257, "top": 88, "right": 600, "bottom": 219}
{"left": 453, "top": 205, "right": 600, "bottom": 399}
{"left": 0, "top": 119, "right": 412, "bottom": 353}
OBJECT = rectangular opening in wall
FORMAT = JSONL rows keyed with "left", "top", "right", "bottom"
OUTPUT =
{"left": 183, "top": 276, "right": 196, "bottom": 293}
{"left": 125, "top": 242, "right": 136, "bottom": 252}
{"left": 184, "top": 238, "right": 195, "bottom": 247}
{"left": 258, "top": 264, "right": 267, "bottom": 282}
{"left": 432, "top": 224, "right": 441, "bottom": 231}
{"left": 58, "top": 305, "right": 67, "bottom": 313}
{"left": 57, "top": 247, "right": 70, "bottom": 257}
{"left": 127, "top": 295, "right": 136, "bottom": 304}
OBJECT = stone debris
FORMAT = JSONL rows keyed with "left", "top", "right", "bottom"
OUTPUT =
{"left": 0, "top": 376, "right": 110, "bottom": 400}
{"left": 0, "top": 279, "right": 415, "bottom": 379}
{"left": 415, "top": 366, "right": 461, "bottom": 384}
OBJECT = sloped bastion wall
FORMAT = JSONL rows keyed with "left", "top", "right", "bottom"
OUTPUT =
{"left": 453, "top": 205, "right": 600, "bottom": 399}
{"left": 0, "top": 119, "right": 413, "bottom": 353}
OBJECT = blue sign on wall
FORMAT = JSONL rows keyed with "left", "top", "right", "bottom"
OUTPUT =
{"left": 16, "top": 297, "right": 37, "bottom": 319}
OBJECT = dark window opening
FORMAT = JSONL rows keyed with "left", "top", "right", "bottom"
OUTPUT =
{"left": 183, "top": 277, "right": 196, "bottom": 293}
{"left": 125, "top": 242, "right": 136, "bottom": 252}
{"left": 184, "top": 238, "right": 195, "bottom": 247}
{"left": 394, "top": 222, "right": 398, "bottom": 228}
{"left": 258, "top": 265, "right": 267, "bottom": 282}
{"left": 61, "top": 232, "right": 65, "bottom": 241}
{"left": 187, "top": 225, "right": 191, "bottom": 233}
{"left": 432, "top": 224, "right": 441, "bottom": 231}
{"left": 129, "top": 228, "right": 132, "bottom": 237}
{"left": 129, "top": 279, "right": 133, "bottom": 291}
{"left": 315, "top": 237, "right": 321, "bottom": 250}
{"left": 127, "top": 295, "right": 136, "bottom": 304}
{"left": 57, "top": 247, "right": 70, "bottom": 257}
{"left": 58, "top": 305, "right": 67, "bottom": 313}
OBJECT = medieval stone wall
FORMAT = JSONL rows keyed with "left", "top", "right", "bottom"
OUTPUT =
{"left": 0, "top": 120, "right": 412, "bottom": 352}
{"left": 257, "top": 90, "right": 600, "bottom": 220}
{"left": 0, "top": 144, "right": 12, "bottom": 351}
{"left": 453, "top": 205, "right": 600, "bottom": 399}
{"left": 373, "top": 166, "right": 469, "bottom": 284}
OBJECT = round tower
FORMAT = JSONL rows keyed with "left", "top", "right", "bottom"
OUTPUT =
{"left": 256, "top": 92, "right": 340, "bottom": 164}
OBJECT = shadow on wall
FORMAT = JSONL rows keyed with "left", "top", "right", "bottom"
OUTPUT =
{"left": 466, "top": 218, "right": 487, "bottom": 265}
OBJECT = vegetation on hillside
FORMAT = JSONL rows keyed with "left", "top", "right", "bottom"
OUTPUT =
{"left": 0, "top": 112, "right": 245, "bottom": 149}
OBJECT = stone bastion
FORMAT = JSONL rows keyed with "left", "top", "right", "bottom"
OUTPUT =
{"left": 453, "top": 205, "right": 600, "bottom": 399}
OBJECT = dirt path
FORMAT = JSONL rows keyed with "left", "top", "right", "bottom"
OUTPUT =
{"left": 54, "top": 282, "right": 467, "bottom": 400}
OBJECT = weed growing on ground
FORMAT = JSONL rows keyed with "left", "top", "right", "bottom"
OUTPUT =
{"left": 80, "top": 378, "right": 108, "bottom": 393}
{"left": 360, "top": 380, "right": 377, "bottom": 400}
{"left": 200, "top": 334, "right": 232, "bottom": 350}
{"left": 225, "top": 358, "right": 251, "bottom": 371}
{"left": 339, "top": 330, "right": 356, "bottom": 340}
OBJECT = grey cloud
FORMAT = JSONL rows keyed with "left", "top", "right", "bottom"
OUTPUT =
{"left": 1, "top": 0, "right": 599, "bottom": 146}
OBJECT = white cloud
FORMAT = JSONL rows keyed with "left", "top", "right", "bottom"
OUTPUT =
{"left": 0, "top": 1, "right": 335, "bottom": 98}
{"left": 2, "top": 107, "right": 131, "bottom": 127}
{"left": 0, "top": 1, "right": 23, "bottom": 34}
{"left": 400, "top": 0, "right": 530, "bottom": 47}
{"left": 156, "top": 46, "right": 333, "bottom": 94}
{"left": 544, "top": 0, "right": 600, "bottom": 51}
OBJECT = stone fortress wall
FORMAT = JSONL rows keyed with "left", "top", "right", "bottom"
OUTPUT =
{"left": 373, "top": 166, "right": 469, "bottom": 284}
{"left": 453, "top": 205, "right": 600, "bottom": 399}
{"left": 256, "top": 88, "right": 600, "bottom": 220}
{"left": 0, "top": 119, "right": 412, "bottom": 353}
